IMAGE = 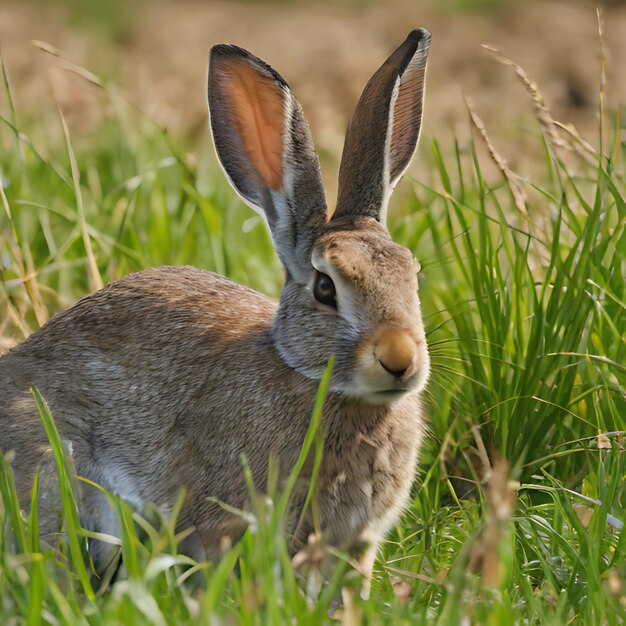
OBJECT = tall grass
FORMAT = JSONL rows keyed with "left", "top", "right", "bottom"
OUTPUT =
{"left": 0, "top": 43, "right": 624, "bottom": 624}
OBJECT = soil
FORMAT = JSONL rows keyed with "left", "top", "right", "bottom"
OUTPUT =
{"left": 1, "top": 0, "right": 624, "bottom": 177}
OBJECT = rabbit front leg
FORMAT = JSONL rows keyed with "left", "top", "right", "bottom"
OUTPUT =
{"left": 352, "top": 532, "right": 380, "bottom": 600}
{"left": 291, "top": 519, "right": 381, "bottom": 601}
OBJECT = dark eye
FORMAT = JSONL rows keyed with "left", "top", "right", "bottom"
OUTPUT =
{"left": 313, "top": 271, "right": 337, "bottom": 309}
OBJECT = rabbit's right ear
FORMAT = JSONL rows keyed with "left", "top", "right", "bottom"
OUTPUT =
{"left": 209, "top": 45, "right": 327, "bottom": 282}
{"left": 333, "top": 29, "right": 431, "bottom": 225}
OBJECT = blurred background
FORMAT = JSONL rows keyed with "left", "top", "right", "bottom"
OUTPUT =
{"left": 1, "top": 0, "right": 625, "bottom": 178}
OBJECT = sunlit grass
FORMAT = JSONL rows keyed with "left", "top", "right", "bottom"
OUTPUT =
{"left": 0, "top": 43, "right": 625, "bottom": 624}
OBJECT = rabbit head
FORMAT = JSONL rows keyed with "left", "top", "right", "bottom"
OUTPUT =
{"left": 209, "top": 29, "right": 431, "bottom": 404}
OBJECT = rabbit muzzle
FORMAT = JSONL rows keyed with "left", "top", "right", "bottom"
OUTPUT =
{"left": 373, "top": 326, "right": 420, "bottom": 380}
{"left": 351, "top": 324, "right": 429, "bottom": 405}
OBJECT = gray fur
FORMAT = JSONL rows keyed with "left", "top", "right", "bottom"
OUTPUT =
{"left": 0, "top": 32, "right": 432, "bottom": 591}
{"left": 335, "top": 28, "right": 431, "bottom": 223}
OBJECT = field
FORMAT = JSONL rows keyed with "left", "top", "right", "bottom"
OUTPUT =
{"left": 0, "top": 0, "right": 625, "bottom": 624}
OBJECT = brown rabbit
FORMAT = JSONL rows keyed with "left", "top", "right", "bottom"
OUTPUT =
{"left": 0, "top": 28, "right": 432, "bottom": 593}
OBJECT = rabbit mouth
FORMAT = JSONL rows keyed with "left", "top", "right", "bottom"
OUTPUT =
{"left": 358, "top": 387, "right": 413, "bottom": 405}
{"left": 372, "top": 389, "right": 408, "bottom": 401}
{"left": 351, "top": 358, "right": 429, "bottom": 404}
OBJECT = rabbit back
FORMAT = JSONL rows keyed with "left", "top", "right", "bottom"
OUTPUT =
{"left": 0, "top": 266, "right": 316, "bottom": 557}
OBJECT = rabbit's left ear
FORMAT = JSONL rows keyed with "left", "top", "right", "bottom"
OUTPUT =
{"left": 333, "top": 29, "right": 431, "bottom": 225}
{"left": 209, "top": 45, "right": 327, "bottom": 282}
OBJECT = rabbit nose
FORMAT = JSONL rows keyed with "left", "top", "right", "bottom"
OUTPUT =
{"left": 379, "top": 359, "right": 410, "bottom": 378}
{"left": 374, "top": 329, "right": 418, "bottom": 379}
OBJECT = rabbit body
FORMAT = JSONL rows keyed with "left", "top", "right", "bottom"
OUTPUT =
{"left": 0, "top": 265, "right": 424, "bottom": 564}
{"left": 0, "top": 28, "right": 432, "bottom": 584}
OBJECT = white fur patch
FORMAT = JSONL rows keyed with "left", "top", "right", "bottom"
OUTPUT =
{"left": 101, "top": 462, "right": 146, "bottom": 511}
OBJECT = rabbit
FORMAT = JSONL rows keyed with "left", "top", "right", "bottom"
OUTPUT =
{"left": 0, "top": 28, "right": 432, "bottom": 593}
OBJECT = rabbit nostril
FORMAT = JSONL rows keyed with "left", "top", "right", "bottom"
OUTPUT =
{"left": 378, "top": 359, "right": 409, "bottom": 378}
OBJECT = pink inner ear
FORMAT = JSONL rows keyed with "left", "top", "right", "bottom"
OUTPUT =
{"left": 390, "top": 59, "right": 425, "bottom": 184}
{"left": 218, "top": 58, "right": 285, "bottom": 191}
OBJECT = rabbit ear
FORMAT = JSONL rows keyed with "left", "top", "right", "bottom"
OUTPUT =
{"left": 209, "top": 45, "right": 327, "bottom": 281}
{"left": 333, "top": 29, "right": 431, "bottom": 224}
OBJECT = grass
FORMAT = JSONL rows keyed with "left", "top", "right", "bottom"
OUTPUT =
{"left": 0, "top": 40, "right": 625, "bottom": 624}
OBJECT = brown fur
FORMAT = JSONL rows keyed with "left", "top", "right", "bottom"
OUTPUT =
{"left": 0, "top": 30, "right": 432, "bottom": 591}
{"left": 0, "top": 265, "right": 424, "bottom": 566}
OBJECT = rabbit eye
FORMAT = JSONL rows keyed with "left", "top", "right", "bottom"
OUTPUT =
{"left": 313, "top": 271, "right": 337, "bottom": 309}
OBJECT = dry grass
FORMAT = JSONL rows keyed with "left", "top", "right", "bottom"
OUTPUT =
{"left": 1, "top": 0, "right": 625, "bottom": 157}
